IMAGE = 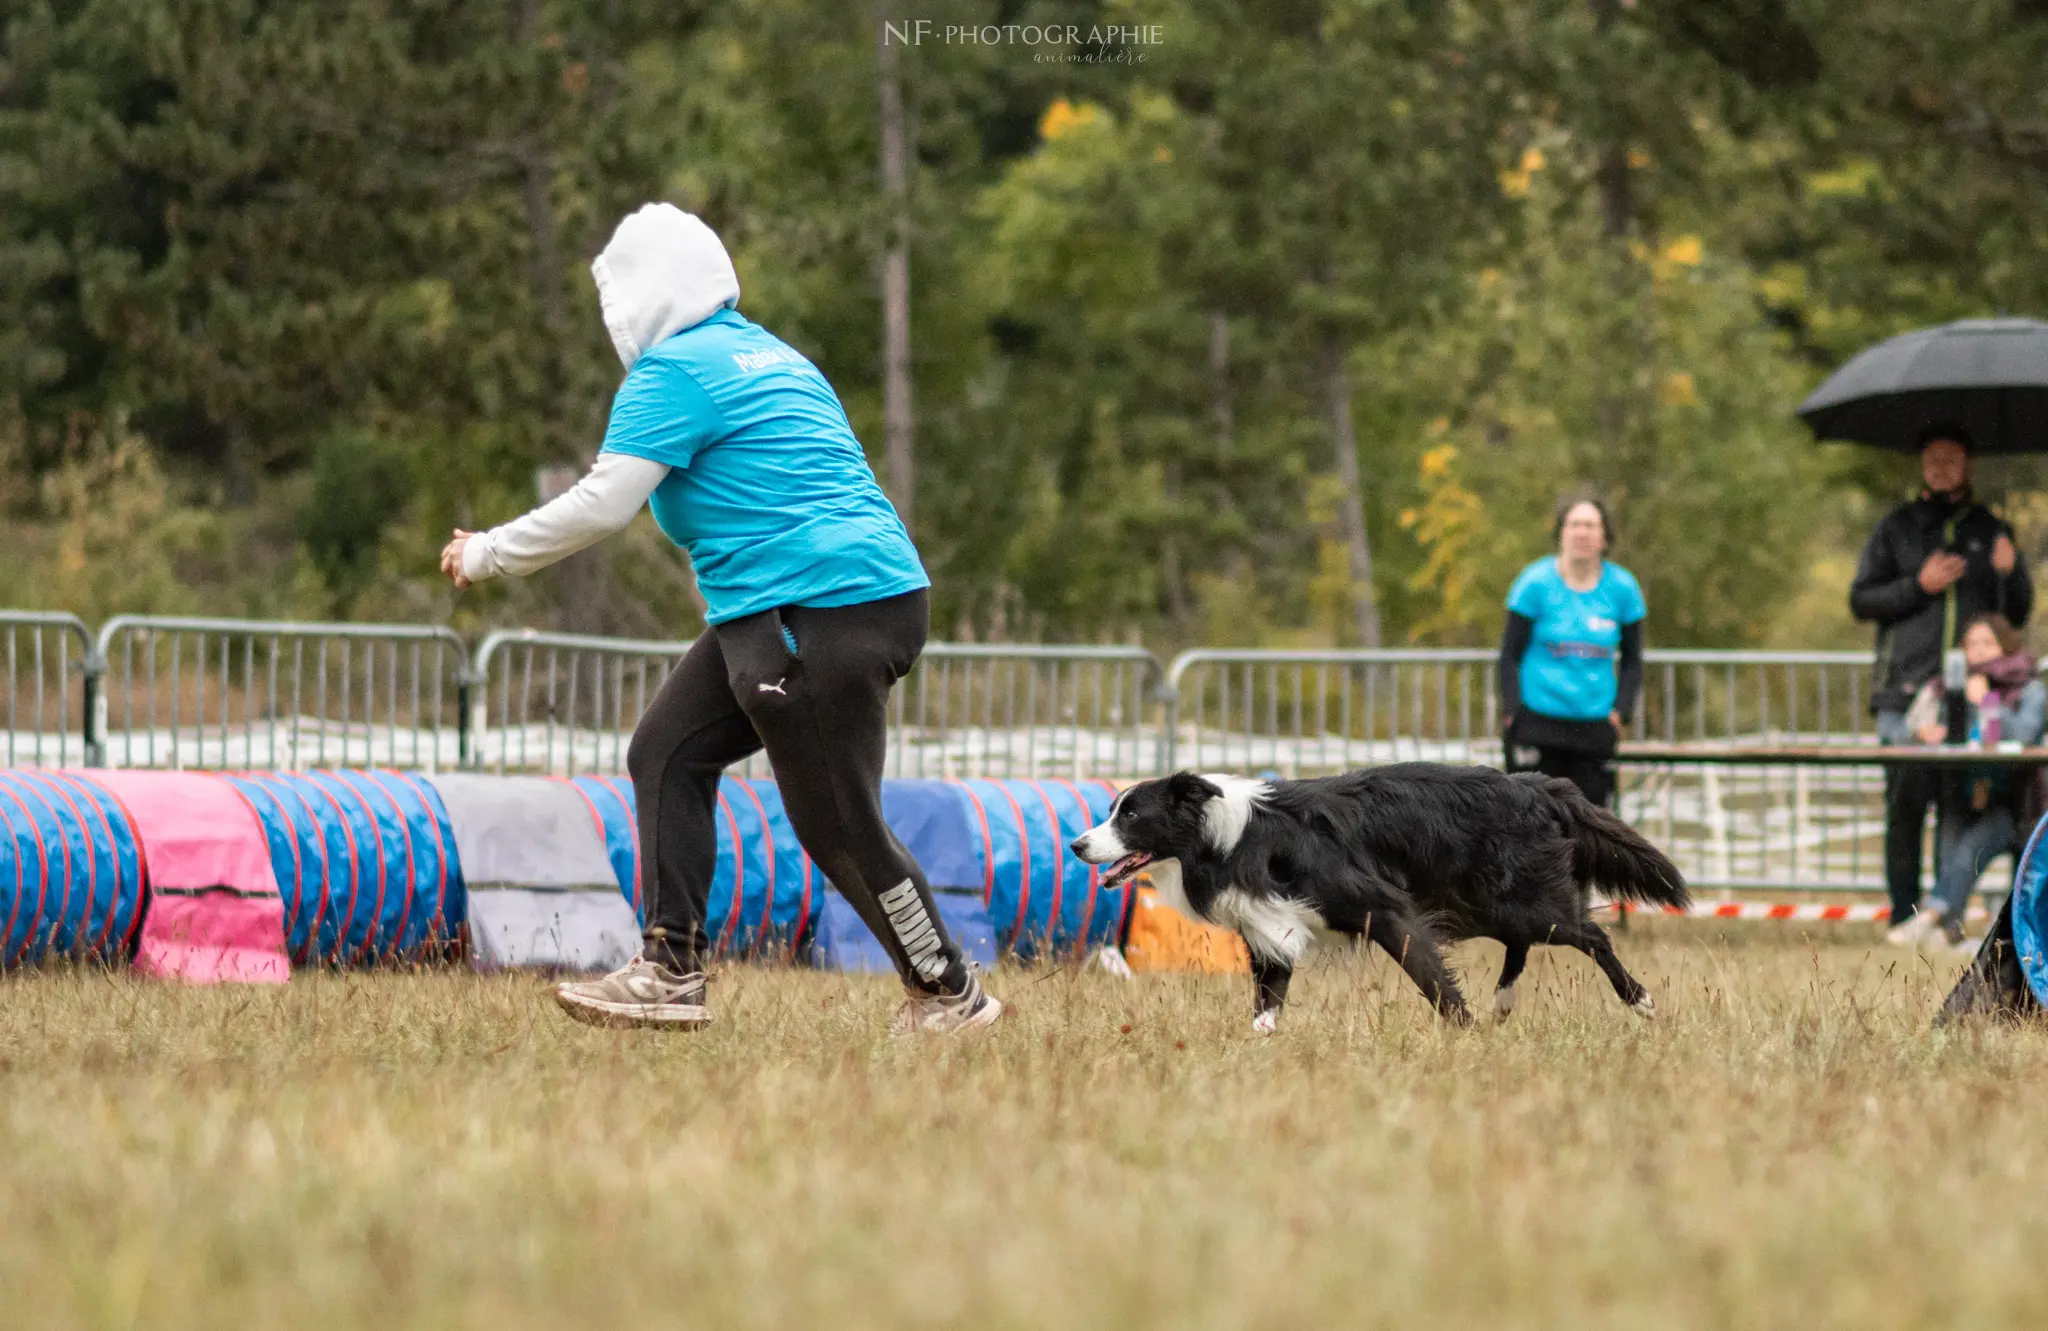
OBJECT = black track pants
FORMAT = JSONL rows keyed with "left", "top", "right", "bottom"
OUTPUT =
{"left": 1883, "top": 763, "right": 1940, "bottom": 924}
{"left": 1505, "top": 745, "right": 1615, "bottom": 808}
{"left": 624, "top": 588, "right": 965, "bottom": 993}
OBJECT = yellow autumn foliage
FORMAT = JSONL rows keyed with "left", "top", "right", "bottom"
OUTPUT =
{"left": 1039, "top": 98, "right": 1102, "bottom": 141}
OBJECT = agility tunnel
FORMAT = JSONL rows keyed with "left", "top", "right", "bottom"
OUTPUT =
{"left": 0, "top": 769, "right": 1134, "bottom": 981}
{"left": 565, "top": 776, "right": 1132, "bottom": 963}
{"left": 430, "top": 773, "right": 636, "bottom": 972}
{"left": 886, "top": 779, "right": 1132, "bottom": 959}
{"left": 93, "top": 771, "right": 292, "bottom": 982}
{"left": 225, "top": 771, "right": 462, "bottom": 965}
{"left": 0, "top": 771, "right": 145, "bottom": 965}
{"left": 563, "top": 774, "right": 829, "bottom": 959}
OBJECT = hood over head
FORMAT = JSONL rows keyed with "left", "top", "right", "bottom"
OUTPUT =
{"left": 590, "top": 203, "right": 740, "bottom": 369}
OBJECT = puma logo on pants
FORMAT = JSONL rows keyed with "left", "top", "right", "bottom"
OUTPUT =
{"left": 879, "top": 878, "right": 949, "bottom": 982}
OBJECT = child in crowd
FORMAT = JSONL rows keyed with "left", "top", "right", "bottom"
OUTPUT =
{"left": 1887, "top": 613, "right": 2045, "bottom": 952}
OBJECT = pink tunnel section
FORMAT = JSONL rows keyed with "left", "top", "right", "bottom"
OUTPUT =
{"left": 82, "top": 771, "right": 291, "bottom": 985}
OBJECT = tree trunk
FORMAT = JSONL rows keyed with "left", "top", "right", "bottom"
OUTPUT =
{"left": 515, "top": 0, "right": 606, "bottom": 634}
{"left": 1162, "top": 460, "right": 1189, "bottom": 632}
{"left": 1209, "top": 309, "right": 1234, "bottom": 450}
{"left": 1590, "top": 0, "right": 1640, "bottom": 473}
{"left": 1326, "top": 341, "right": 1380, "bottom": 648}
{"left": 878, "top": 18, "right": 916, "bottom": 532}
{"left": 520, "top": 144, "right": 567, "bottom": 341}
{"left": 1162, "top": 310, "right": 1235, "bottom": 633}
{"left": 1596, "top": 139, "right": 1632, "bottom": 242}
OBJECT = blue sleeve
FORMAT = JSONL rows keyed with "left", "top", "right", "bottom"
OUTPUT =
{"left": 598, "top": 358, "right": 724, "bottom": 469}
{"left": 1614, "top": 567, "right": 1648, "bottom": 624}
{"left": 1505, "top": 563, "right": 1547, "bottom": 619}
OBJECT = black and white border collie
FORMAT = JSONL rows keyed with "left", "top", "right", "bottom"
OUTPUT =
{"left": 1072, "top": 764, "right": 1689, "bottom": 1032}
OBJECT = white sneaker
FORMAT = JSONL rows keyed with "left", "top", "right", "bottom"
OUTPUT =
{"left": 1885, "top": 910, "right": 1939, "bottom": 948}
{"left": 554, "top": 956, "right": 709, "bottom": 1030}
{"left": 889, "top": 971, "right": 1003, "bottom": 1037}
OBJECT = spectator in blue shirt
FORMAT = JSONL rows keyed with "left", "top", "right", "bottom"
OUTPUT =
{"left": 1497, "top": 496, "right": 1646, "bottom": 807}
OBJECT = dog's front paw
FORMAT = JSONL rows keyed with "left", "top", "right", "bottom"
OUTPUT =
{"left": 1250, "top": 1009, "right": 1279, "bottom": 1035}
{"left": 1631, "top": 993, "right": 1657, "bottom": 1020}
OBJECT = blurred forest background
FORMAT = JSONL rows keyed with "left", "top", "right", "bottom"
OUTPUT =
{"left": 3, "top": 0, "right": 2047, "bottom": 651}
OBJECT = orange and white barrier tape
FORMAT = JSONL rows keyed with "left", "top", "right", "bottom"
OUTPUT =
{"left": 1592, "top": 900, "right": 1991, "bottom": 923}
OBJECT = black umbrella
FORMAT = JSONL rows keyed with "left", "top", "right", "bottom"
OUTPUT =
{"left": 1797, "top": 317, "right": 2048, "bottom": 454}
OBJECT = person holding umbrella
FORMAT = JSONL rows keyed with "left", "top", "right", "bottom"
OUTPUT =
{"left": 1803, "top": 317, "right": 2048, "bottom": 937}
{"left": 1805, "top": 316, "right": 2048, "bottom": 1004}
{"left": 1849, "top": 425, "right": 2032, "bottom": 936}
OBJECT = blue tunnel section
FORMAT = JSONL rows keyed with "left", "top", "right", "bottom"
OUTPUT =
{"left": 0, "top": 770, "right": 144, "bottom": 965}
{"left": 224, "top": 772, "right": 461, "bottom": 964}
{"left": 564, "top": 776, "right": 1128, "bottom": 965}
{"left": 934, "top": 779, "right": 1127, "bottom": 958}
{"left": 565, "top": 775, "right": 815, "bottom": 956}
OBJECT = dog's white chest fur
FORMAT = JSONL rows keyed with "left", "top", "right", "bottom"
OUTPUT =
{"left": 1144, "top": 859, "right": 1196, "bottom": 917}
{"left": 1212, "top": 889, "right": 1325, "bottom": 965}
{"left": 1149, "top": 861, "right": 1324, "bottom": 966}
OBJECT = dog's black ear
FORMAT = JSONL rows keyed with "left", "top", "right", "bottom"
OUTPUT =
{"left": 1164, "top": 771, "right": 1222, "bottom": 806}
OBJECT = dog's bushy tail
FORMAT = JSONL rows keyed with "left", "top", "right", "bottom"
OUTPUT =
{"left": 1516, "top": 773, "right": 1689, "bottom": 908}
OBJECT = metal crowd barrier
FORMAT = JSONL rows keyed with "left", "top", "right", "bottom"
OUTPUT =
{"left": 1162, "top": 647, "right": 1909, "bottom": 895}
{"left": 93, "top": 616, "right": 469, "bottom": 770}
{"left": 0, "top": 608, "right": 1995, "bottom": 898}
{"left": 1163, "top": 647, "right": 1499, "bottom": 773}
{"left": 470, "top": 631, "right": 1168, "bottom": 780}
{"left": 888, "top": 643, "right": 1166, "bottom": 780}
{"left": 0, "top": 612, "right": 94, "bottom": 767}
{"left": 1623, "top": 651, "right": 1885, "bottom": 896}
{"left": 1163, "top": 648, "right": 1882, "bottom": 773}
{"left": 470, "top": 628, "right": 692, "bottom": 776}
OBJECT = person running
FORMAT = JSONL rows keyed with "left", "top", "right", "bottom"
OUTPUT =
{"left": 1498, "top": 495, "right": 1646, "bottom": 808}
{"left": 1851, "top": 425, "right": 2032, "bottom": 932}
{"left": 439, "top": 203, "right": 998, "bottom": 1036}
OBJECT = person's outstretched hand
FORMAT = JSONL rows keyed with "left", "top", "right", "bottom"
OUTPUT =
{"left": 1994, "top": 534, "right": 2018, "bottom": 575}
{"left": 440, "top": 529, "right": 475, "bottom": 589}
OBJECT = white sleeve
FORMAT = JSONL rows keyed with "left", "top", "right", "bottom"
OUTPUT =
{"left": 461, "top": 453, "right": 669, "bottom": 581}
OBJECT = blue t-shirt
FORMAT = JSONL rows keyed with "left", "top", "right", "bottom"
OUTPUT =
{"left": 1505, "top": 559, "right": 1647, "bottom": 722}
{"left": 598, "top": 309, "right": 929, "bottom": 625}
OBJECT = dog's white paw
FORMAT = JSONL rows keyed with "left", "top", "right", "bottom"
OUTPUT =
{"left": 1632, "top": 993, "right": 1657, "bottom": 1020}
{"left": 1493, "top": 984, "right": 1517, "bottom": 1019}
{"left": 1250, "top": 1009, "right": 1278, "bottom": 1035}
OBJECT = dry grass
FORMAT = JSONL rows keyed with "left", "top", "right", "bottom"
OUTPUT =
{"left": 3, "top": 925, "right": 2046, "bottom": 1330}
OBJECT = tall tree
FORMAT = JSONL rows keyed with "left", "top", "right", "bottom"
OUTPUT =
{"left": 877, "top": 11, "right": 917, "bottom": 529}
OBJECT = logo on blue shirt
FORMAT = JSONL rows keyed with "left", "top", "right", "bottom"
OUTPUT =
{"left": 732, "top": 347, "right": 803, "bottom": 373}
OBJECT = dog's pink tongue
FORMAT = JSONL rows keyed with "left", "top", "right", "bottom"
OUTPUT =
{"left": 1109, "top": 852, "right": 1151, "bottom": 884}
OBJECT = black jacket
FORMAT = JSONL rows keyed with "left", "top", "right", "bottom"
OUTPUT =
{"left": 1849, "top": 493, "right": 2033, "bottom": 713}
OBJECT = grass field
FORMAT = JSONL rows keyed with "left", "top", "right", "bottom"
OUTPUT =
{"left": 4, "top": 926, "right": 2046, "bottom": 1330}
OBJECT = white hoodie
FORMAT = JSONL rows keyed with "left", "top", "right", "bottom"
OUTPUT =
{"left": 462, "top": 204, "right": 740, "bottom": 582}
{"left": 592, "top": 203, "right": 741, "bottom": 370}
